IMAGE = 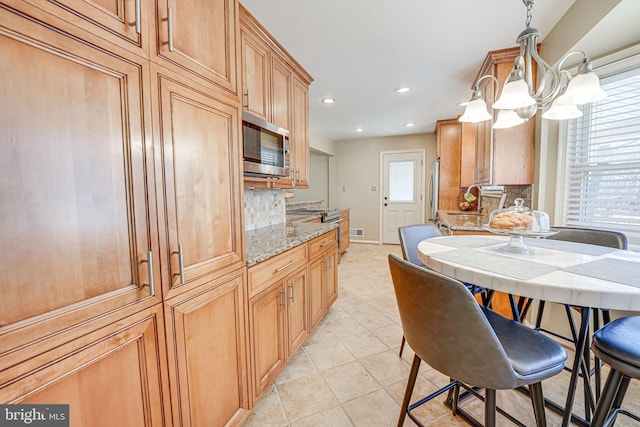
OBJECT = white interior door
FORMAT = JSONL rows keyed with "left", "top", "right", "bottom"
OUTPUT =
{"left": 381, "top": 150, "right": 425, "bottom": 244}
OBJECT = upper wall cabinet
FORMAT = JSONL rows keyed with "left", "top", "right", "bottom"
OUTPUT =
{"left": 155, "top": 0, "right": 239, "bottom": 96}
{"left": 0, "top": 7, "right": 161, "bottom": 358}
{"left": 241, "top": 29, "right": 271, "bottom": 120}
{"left": 151, "top": 64, "right": 245, "bottom": 300}
{"left": 240, "top": 5, "right": 313, "bottom": 189}
{"left": 473, "top": 47, "right": 536, "bottom": 185}
{"left": 4, "top": 0, "right": 153, "bottom": 57}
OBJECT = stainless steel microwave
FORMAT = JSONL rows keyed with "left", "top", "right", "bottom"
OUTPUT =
{"left": 242, "top": 111, "right": 290, "bottom": 178}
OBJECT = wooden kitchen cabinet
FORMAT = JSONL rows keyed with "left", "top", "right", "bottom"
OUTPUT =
{"left": 164, "top": 270, "right": 250, "bottom": 427}
{"left": 154, "top": 0, "right": 239, "bottom": 95}
{"left": 435, "top": 119, "right": 463, "bottom": 211}
{"left": 4, "top": 0, "right": 153, "bottom": 57}
{"left": 308, "top": 230, "right": 339, "bottom": 327}
{"left": 0, "top": 305, "right": 171, "bottom": 427}
{"left": 340, "top": 209, "right": 351, "bottom": 255}
{"left": 241, "top": 28, "right": 271, "bottom": 120}
{"left": 247, "top": 244, "right": 310, "bottom": 402}
{"left": 472, "top": 46, "right": 536, "bottom": 185}
{"left": 151, "top": 64, "right": 244, "bottom": 299}
{"left": 290, "top": 75, "right": 311, "bottom": 188}
{"left": 0, "top": 6, "right": 160, "bottom": 363}
{"left": 240, "top": 5, "right": 313, "bottom": 189}
{"left": 270, "top": 55, "right": 292, "bottom": 131}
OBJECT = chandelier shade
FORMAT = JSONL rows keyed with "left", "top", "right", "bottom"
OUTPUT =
{"left": 458, "top": 0, "right": 606, "bottom": 129}
{"left": 493, "top": 109, "right": 526, "bottom": 129}
{"left": 459, "top": 92, "right": 493, "bottom": 123}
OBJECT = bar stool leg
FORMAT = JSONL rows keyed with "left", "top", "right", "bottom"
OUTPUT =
{"left": 529, "top": 382, "right": 547, "bottom": 427}
{"left": 591, "top": 369, "right": 625, "bottom": 427}
{"left": 398, "top": 354, "right": 421, "bottom": 427}
{"left": 485, "top": 389, "right": 496, "bottom": 427}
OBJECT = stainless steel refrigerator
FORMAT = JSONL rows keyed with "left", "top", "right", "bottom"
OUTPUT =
{"left": 428, "top": 159, "right": 439, "bottom": 222}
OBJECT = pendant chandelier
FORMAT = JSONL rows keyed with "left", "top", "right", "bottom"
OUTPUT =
{"left": 459, "top": 0, "right": 607, "bottom": 128}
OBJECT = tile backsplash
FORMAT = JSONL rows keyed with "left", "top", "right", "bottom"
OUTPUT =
{"left": 244, "top": 189, "right": 286, "bottom": 230}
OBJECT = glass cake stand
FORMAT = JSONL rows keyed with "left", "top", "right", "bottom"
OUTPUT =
{"left": 482, "top": 225, "right": 559, "bottom": 254}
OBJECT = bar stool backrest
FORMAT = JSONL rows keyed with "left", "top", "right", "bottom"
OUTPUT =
{"left": 398, "top": 223, "right": 443, "bottom": 267}
{"left": 388, "top": 254, "right": 523, "bottom": 390}
{"left": 547, "top": 226, "right": 627, "bottom": 250}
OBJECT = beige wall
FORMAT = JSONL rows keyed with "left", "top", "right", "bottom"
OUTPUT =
{"left": 290, "top": 150, "right": 331, "bottom": 207}
{"left": 334, "top": 133, "right": 435, "bottom": 243}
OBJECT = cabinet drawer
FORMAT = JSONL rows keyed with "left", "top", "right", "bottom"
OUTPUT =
{"left": 248, "top": 245, "right": 307, "bottom": 298}
{"left": 309, "top": 229, "right": 338, "bottom": 259}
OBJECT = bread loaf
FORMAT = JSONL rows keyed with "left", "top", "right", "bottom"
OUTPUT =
{"left": 489, "top": 211, "right": 532, "bottom": 231}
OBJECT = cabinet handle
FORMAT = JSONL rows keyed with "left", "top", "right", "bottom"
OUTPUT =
{"left": 289, "top": 282, "right": 295, "bottom": 303}
{"left": 167, "top": 7, "right": 174, "bottom": 52}
{"left": 178, "top": 243, "right": 185, "bottom": 284}
{"left": 275, "top": 259, "right": 298, "bottom": 273}
{"left": 321, "top": 239, "right": 333, "bottom": 247}
{"left": 135, "top": 0, "right": 141, "bottom": 34}
{"left": 281, "top": 287, "right": 287, "bottom": 309}
{"left": 244, "top": 90, "right": 250, "bottom": 110}
{"left": 327, "top": 255, "right": 332, "bottom": 271}
{"left": 296, "top": 168, "right": 300, "bottom": 182}
{"left": 143, "top": 251, "right": 156, "bottom": 297}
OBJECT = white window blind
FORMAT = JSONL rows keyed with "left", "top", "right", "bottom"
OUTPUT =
{"left": 563, "top": 67, "right": 640, "bottom": 235}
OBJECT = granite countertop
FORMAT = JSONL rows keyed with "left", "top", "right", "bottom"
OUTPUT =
{"left": 438, "top": 210, "right": 490, "bottom": 232}
{"left": 285, "top": 212, "right": 323, "bottom": 223}
{"left": 246, "top": 222, "right": 338, "bottom": 266}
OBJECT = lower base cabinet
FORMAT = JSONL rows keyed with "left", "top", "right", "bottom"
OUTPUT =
{"left": 164, "top": 270, "right": 250, "bottom": 427}
{"left": 248, "top": 263, "right": 308, "bottom": 403}
{"left": 0, "top": 305, "right": 171, "bottom": 427}
{"left": 247, "top": 228, "right": 338, "bottom": 404}
{"left": 309, "top": 230, "right": 339, "bottom": 328}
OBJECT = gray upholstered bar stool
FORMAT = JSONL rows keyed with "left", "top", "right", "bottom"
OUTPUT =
{"left": 590, "top": 316, "right": 640, "bottom": 427}
{"left": 388, "top": 254, "right": 567, "bottom": 427}
{"left": 397, "top": 223, "right": 487, "bottom": 357}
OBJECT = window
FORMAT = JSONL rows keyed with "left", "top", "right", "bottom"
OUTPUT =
{"left": 559, "top": 61, "right": 640, "bottom": 239}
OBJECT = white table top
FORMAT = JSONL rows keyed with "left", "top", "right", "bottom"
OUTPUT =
{"left": 417, "top": 235, "right": 640, "bottom": 311}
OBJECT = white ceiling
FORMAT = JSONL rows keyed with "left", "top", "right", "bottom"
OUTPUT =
{"left": 240, "top": 0, "right": 576, "bottom": 142}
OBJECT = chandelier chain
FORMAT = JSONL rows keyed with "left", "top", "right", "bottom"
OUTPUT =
{"left": 523, "top": 0, "right": 534, "bottom": 27}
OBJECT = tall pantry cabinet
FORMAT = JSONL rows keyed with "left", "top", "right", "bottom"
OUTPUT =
{"left": 0, "top": 0, "right": 247, "bottom": 425}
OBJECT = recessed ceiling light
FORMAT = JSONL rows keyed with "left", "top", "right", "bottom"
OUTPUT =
{"left": 405, "top": 123, "right": 415, "bottom": 127}
{"left": 354, "top": 127, "right": 364, "bottom": 133}
{"left": 394, "top": 87, "right": 411, "bottom": 93}
{"left": 321, "top": 97, "right": 336, "bottom": 104}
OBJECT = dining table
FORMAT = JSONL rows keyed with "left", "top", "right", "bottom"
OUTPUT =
{"left": 417, "top": 234, "right": 640, "bottom": 427}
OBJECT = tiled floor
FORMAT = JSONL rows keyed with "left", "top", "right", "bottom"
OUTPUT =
{"left": 244, "top": 243, "right": 640, "bottom": 426}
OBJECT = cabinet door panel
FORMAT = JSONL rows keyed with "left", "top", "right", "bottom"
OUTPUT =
{"left": 153, "top": 68, "right": 243, "bottom": 295}
{"left": 291, "top": 76, "right": 310, "bottom": 188}
{"left": 156, "top": 0, "right": 237, "bottom": 94}
{"left": 164, "top": 273, "right": 249, "bottom": 427}
{"left": 249, "top": 284, "right": 286, "bottom": 400}
{"left": 270, "top": 55, "right": 291, "bottom": 130}
{"left": 241, "top": 30, "right": 270, "bottom": 120}
{"left": 4, "top": 0, "right": 150, "bottom": 56}
{"left": 0, "top": 9, "right": 158, "bottom": 337}
{"left": 325, "top": 250, "right": 338, "bottom": 309}
{"left": 1, "top": 306, "right": 170, "bottom": 427}
{"left": 309, "top": 257, "right": 325, "bottom": 328}
{"left": 286, "top": 268, "right": 308, "bottom": 355}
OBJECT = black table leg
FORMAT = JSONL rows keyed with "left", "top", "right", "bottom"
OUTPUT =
{"left": 562, "top": 307, "right": 592, "bottom": 427}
